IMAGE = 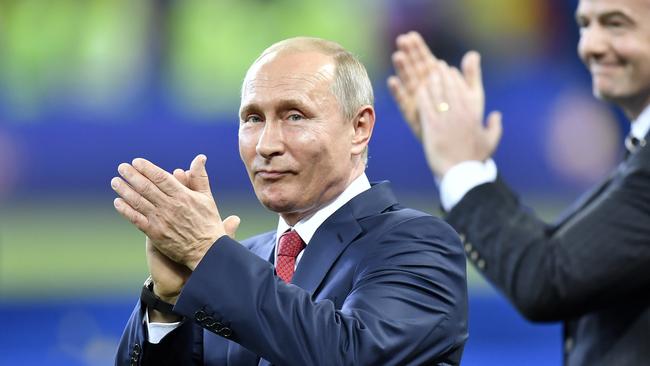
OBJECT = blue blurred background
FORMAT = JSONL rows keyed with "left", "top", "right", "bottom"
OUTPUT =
{"left": 0, "top": 0, "right": 628, "bottom": 364}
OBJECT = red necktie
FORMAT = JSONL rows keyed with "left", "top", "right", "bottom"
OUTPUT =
{"left": 276, "top": 230, "right": 305, "bottom": 283}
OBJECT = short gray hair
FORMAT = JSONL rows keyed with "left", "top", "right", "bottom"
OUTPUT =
{"left": 249, "top": 37, "right": 374, "bottom": 120}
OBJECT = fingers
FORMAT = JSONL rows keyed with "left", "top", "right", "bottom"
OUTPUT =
{"left": 188, "top": 154, "right": 211, "bottom": 193}
{"left": 394, "top": 31, "right": 439, "bottom": 95}
{"left": 118, "top": 163, "right": 167, "bottom": 204}
{"left": 461, "top": 51, "right": 483, "bottom": 92}
{"left": 426, "top": 64, "right": 447, "bottom": 111}
{"left": 387, "top": 75, "right": 422, "bottom": 137}
{"left": 387, "top": 75, "right": 406, "bottom": 106}
{"left": 392, "top": 50, "right": 419, "bottom": 96}
{"left": 173, "top": 169, "right": 189, "bottom": 187}
{"left": 132, "top": 158, "right": 184, "bottom": 196}
{"left": 111, "top": 176, "right": 156, "bottom": 215}
{"left": 114, "top": 197, "right": 149, "bottom": 232}
{"left": 223, "top": 215, "right": 241, "bottom": 239}
{"left": 447, "top": 64, "right": 471, "bottom": 113}
{"left": 437, "top": 61, "right": 459, "bottom": 108}
{"left": 404, "top": 32, "right": 437, "bottom": 79}
{"left": 485, "top": 111, "right": 503, "bottom": 153}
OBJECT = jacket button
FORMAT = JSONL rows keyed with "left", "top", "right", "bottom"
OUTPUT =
{"left": 205, "top": 319, "right": 223, "bottom": 330}
{"left": 470, "top": 251, "right": 479, "bottom": 261}
{"left": 477, "top": 259, "right": 486, "bottom": 270}
{"left": 132, "top": 343, "right": 141, "bottom": 356}
{"left": 195, "top": 310, "right": 207, "bottom": 322}
{"left": 459, "top": 233, "right": 466, "bottom": 243}
{"left": 219, "top": 327, "right": 233, "bottom": 338}
{"left": 464, "top": 242, "right": 473, "bottom": 253}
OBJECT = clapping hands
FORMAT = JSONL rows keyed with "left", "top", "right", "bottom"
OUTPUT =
{"left": 388, "top": 32, "right": 503, "bottom": 179}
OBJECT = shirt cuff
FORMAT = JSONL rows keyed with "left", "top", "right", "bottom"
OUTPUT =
{"left": 144, "top": 308, "right": 182, "bottom": 344}
{"left": 439, "top": 159, "right": 497, "bottom": 211}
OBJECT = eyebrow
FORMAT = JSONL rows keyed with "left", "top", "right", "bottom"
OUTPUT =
{"left": 575, "top": 9, "right": 633, "bottom": 24}
{"left": 239, "top": 98, "right": 312, "bottom": 118}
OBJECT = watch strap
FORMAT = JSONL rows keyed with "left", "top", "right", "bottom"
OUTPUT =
{"left": 140, "top": 277, "right": 177, "bottom": 315}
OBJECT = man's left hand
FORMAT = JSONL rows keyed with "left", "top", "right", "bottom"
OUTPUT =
{"left": 111, "top": 154, "right": 225, "bottom": 270}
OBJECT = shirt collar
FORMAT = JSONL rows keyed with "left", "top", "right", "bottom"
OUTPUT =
{"left": 275, "top": 173, "right": 371, "bottom": 246}
{"left": 630, "top": 104, "right": 650, "bottom": 140}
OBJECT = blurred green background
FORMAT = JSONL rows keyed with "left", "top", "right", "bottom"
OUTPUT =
{"left": 2, "top": 195, "right": 517, "bottom": 298}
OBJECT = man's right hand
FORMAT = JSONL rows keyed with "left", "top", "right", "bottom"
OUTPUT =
{"left": 387, "top": 31, "right": 503, "bottom": 179}
{"left": 144, "top": 166, "right": 241, "bottom": 322}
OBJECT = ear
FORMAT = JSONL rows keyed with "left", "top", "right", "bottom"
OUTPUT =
{"left": 350, "top": 105, "right": 375, "bottom": 157}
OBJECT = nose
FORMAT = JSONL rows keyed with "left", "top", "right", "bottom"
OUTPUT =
{"left": 256, "top": 120, "right": 285, "bottom": 159}
{"left": 578, "top": 25, "right": 607, "bottom": 63}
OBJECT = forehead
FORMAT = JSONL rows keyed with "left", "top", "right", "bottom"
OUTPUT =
{"left": 241, "top": 51, "right": 336, "bottom": 105}
{"left": 577, "top": 0, "right": 649, "bottom": 16}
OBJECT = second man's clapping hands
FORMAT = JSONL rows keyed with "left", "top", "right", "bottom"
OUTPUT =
{"left": 388, "top": 31, "right": 503, "bottom": 179}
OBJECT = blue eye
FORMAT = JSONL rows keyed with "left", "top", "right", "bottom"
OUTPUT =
{"left": 245, "top": 115, "right": 263, "bottom": 123}
{"left": 288, "top": 114, "right": 304, "bottom": 121}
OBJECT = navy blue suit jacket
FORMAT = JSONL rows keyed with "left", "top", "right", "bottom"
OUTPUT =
{"left": 116, "top": 182, "right": 468, "bottom": 365}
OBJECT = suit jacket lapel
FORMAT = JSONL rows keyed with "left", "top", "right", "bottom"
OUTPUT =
{"left": 246, "top": 233, "right": 276, "bottom": 264}
{"left": 291, "top": 181, "right": 398, "bottom": 295}
{"left": 554, "top": 170, "right": 616, "bottom": 227}
{"left": 291, "top": 204, "right": 361, "bottom": 294}
{"left": 553, "top": 135, "right": 646, "bottom": 228}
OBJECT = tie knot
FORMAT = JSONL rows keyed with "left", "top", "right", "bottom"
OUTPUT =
{"left": 278, "top": 230, "right": 305, "bottom": 258}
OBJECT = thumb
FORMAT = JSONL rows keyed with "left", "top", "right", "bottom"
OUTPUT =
{"left": 484, "top": 111, "right": 503, "bottom": 155}
{"left": 189, "top": 154, "right": 211, "bottom": 193}
{"left": 223, "top": 215, "right": 241, "bottom": 239}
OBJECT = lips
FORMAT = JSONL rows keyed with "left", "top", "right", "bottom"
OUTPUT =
{"left": 590, "top": 61, "right": 624, "bottom": 75}
{"left": 255, "top": 169, "right": 293, "bottom": 179}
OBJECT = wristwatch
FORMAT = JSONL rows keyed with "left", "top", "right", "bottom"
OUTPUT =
{"left": 141, "top": 276, "right": 177, "bottom": 315}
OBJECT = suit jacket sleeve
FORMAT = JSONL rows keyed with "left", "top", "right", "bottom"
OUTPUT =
{"left": 114, "top": 300, "right": 206, "bottom": 365}
{"left": 173, "top": 216, "right": 468, "bottom": 366}
{"left": 446, "top": 164, "right": 650, "bottom": 322}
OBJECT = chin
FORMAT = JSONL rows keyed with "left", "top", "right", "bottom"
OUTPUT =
{"left": 594, "top": 86, "right": 639, "bottom": 105}
{"left": 593, "top": 85, "right": 622, "bottom": 103}
{"left": 256, "top": 191, "right": 296, "bottom": 214}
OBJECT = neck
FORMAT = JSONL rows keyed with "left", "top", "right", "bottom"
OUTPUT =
{"left": 280, "top": 166, "right": 365, "bottom": 226}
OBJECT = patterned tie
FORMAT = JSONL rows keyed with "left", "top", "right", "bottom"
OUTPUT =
{"left": 276, "top": 230, "right": 305, "bottom": 283}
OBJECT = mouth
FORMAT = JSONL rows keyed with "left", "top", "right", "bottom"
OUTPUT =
{"left": 590, "top": 62, "right": 624, "bottom": 75}
{"left": 255, "top": 169, "right": 294, "bottom": 180}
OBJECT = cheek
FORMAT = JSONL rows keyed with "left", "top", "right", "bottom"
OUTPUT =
{"left": 238, "top": 130, "right": 259, "bottom": 164}
{"left": 286, "top": 126, "right": 323, "bottom": 158}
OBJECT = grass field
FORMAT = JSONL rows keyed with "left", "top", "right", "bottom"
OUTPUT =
{"left": 0, "top": 195, "right": 272, "bottom": 298}
{"left": 0, "top": 193, "right": 564, "bottom": 299}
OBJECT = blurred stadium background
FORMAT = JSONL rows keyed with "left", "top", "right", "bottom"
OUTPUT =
{"left": 0, "top": 0, "right": 627, "bottom": 364}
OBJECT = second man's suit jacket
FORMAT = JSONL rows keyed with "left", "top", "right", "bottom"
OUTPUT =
{"left": 116, "top": 182, "right": 469, "bottom": 365}
{"left": 446, "top": 136, "right": 650, "bottom": 366}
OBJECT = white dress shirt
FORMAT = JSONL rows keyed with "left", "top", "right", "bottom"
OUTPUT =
{"left": 439, "top": 104, "right": 650, "bottom": 212}
{"left": 630, "top": 104, "right": 650, "bottom": 142}
{"left": 146, "top": 173, "right": 371, "bottom": 343}
{"left": 274, "top": 173, "right": 371, "bottom": 266}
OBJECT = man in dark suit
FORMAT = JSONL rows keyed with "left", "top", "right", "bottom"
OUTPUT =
{"left": 387, "top": 0, "right": 650, "bottom": 364}
{"left": 112, "top": 37, "right": 468, "bottom": 365}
